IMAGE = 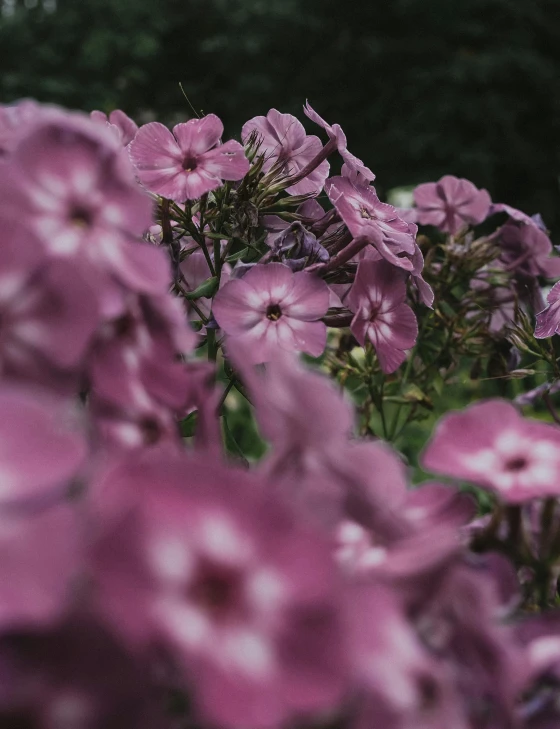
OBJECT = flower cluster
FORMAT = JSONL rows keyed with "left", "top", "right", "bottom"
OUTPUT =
{"left": 0, "top": 96, "right": 560, "bottom": 729}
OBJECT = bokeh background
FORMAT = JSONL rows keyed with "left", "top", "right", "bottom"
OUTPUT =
{"left": 1, "top": 0, "right": 559, "bottom": 237}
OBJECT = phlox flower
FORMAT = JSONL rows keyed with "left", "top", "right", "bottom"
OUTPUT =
{"left": 325, "top": 176, "right": 416, "bottom": 271}
{"left": 495, "top": 220, "right": 560, "bottom": 280}
{"left": 0, "top": 111, "right": 168, "bottom": 298}
{"left": 212, "top": 263, "right": 329, "bottom": 364}
{"left": 129, "top": 114, "right": 249, "bottom": 202}
{"left": 535, "top": 281, "right": 560, "bottom": 338}
{"left": 422, "top": 399, "right": 560, "bottom": 503}
{"left": 242, "top": 109, "right": 329, "bottom": 195}
{"left": 91, "top": 108, "right": 138, "bottom": 146}
{"left": 91, "top": 455, "right": 347, "bottom": 729}
{"left": 303, "top": 101, "right": 375, "bottom": 182}
{"left": 346, "top": 259, "right": 418, "bottom": 373}
{"left": 413, "top": 175, "right": 491, "bottom": 234}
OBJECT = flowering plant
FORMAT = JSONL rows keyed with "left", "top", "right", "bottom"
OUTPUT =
{"left": 1, "top": 97, "right": 560, "bottom": 728}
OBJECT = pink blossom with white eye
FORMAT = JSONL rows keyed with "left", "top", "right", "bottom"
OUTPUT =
{"left": 347, "top": 259, "right": 418, "bottom": 374}
{"left": 422, "top": 399, "right": 560, "bottom": 503}
{"left": 129, "top": 114, "right": 249, "bottom": 202}
{"left": 212, "top": 262, "right": 329, "bottom": 364}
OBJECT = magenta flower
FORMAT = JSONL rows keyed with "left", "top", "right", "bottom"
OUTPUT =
{"left": 413, "top": 175, "right": 491, "bottom": 234}
{"left": 0, "top": 99, "right": 40, "bottom": 156}
{"left": 303, "top": 102, "right": 375, "bottom": 182}
{"left": 325, "top": 176, "right": 416, "bottom": 271}
{"left": 129, "top": 114, "right": 250, "bottom": 202}
{"left": 347, "top": 259, "right": 418, "bottom": 373}
{"left": 242, "top": 109, "right": 329, "bottom": 195}
{"left": 212, "top": 263, "right": 329, "bottom": 364}
{"left": 495, "top": 220, "right": 560, "bottom": 279}
{"left": 422, "top": 399, "right": 560, "bottom": 503}
{"left": 91, "top": 455, "right": 347, "bottom": 729}
{"left": 91, "top": 108, "right": 138, "bottom": 146}
{"left": 535, "top": 282, "right": 560, "bottom": 338}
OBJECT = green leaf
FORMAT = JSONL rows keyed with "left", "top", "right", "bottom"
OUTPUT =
{"left": 182, "top": 276, "right": 219, "bottom": 300}
{"left": 180, "top": 411, "right": 198, "bottom": 438}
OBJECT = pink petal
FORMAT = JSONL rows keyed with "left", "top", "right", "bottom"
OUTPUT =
{"left": 212, "top": 279, "right": 265, "bottom": 334}
{"left": 286, "top": 318, "right": 327, "bottom": 357}
{"left": 283, "top": 272, "right": 330, "bottom": 320}
{"left": 201, "top": 139, "right": 250, "bottom": 182}
{"left": 173, "top": 114, "right": 224, "bottom": 156}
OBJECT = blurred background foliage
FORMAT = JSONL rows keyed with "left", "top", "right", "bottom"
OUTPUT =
{"left": 1, "top": 0, "right": 560, "bottom": 237}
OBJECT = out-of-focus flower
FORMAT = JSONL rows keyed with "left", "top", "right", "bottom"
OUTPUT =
{"left": 0, "top": 99, "right": 40, "bottom": 157}
{"left": 0, "top": 619, "right": 165, "bottom": 729}
{"left": 0, "top": 504, "right": 81, "bottom": 631}
{"left": 91, "top": 108, "right": 138, "bottom": 146}
{"left": 0, "top": 386, "right": 86, "bottom": 507}
{"left": 303, "top": 102, "right": 375, "bottom": 182}
{"left": 325, "top": 176, "right": 416, "bottom": 271}
{"left": 0, "top": 111, "right": 168, "bottom": 298}
{"left": 242, "top": 109, "right": 329, "bottom": 195}
{"left": 91, "top": 454, "right": 347, "bottom": 729}
{"left": 213, "top": 263, "right": 329, "bottom": 363}
{"left": 129, "top": 114, "right": 249, "bottom": 202}
{"left": 346, "top": 259, "right": 418, "bottom": 373}
{"left": 422, "top": 399, "right": 560, "bottom": 503}
{"left": 413, "top": 175, "right": 491, "bottom": 234}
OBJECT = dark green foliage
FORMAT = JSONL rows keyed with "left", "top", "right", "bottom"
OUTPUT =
{"left": 1, "top": 0, "right": 559, "bottom": 234}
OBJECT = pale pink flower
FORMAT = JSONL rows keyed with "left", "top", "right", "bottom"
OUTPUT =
{"left": 129, "top": 114, "right": 249, "bottom": 202}
{"left": 347, "top": 259, "right": 418, "bottom": 373}
{"left": 413, "top": 175, "right": 491, "bottom": 234}
{"left": 422, "top": 399, "right": 560, "bottom": 503}
{"left": 212, "top": 263, "right": 329, "bottom": 363}
{"left": 242, "top": 109, "right": 329, "bottom": 195}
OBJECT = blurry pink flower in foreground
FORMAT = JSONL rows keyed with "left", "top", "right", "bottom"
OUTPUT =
{"left": 413, "top": 175, "right": 491, "bottom": 234}
{"left": 347, "top": 259, "right": 418, "bottom": 373}
{"left": 422, "top": 399, "right": 560, "bottom": 503}
{"left": 213, "top": 263, "right": 329, "bottom": 363}
{"left": 242, "top": 109, "right": 329, "bottom": 195}
{"left": 535, "top": 281, "right": 560, "bottom": 338}
{"left": 91, "top": 108, "right": 138, "bottom": 146}
{"left": 129, "top": 114, "right": 249, "bottom": 202}
{"left": 92, "top": 455, "right": 346, "bottom": 729}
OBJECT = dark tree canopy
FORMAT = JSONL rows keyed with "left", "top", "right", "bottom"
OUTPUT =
{"left": 1, "top": 0, "right": 559, "bottom": 235}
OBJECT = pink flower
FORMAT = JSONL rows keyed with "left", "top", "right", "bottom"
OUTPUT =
{"left": 422, "top": 399, "right": 560, "bottom": 503}
{"left": 347, "top": 259, "right": 418, "bottom": 373}
{"left": 413, "top": 175, "right": 491, "bottom": 234}
{"left": 535, "top": 281, "right": 560, "bottom": 338}
{"left": 91, "top": 108, "right": 138, "bottom": 146}
{"left": 0, "top": 99, "right": 40, "bottom": 157}
{"left": 212, "top": 263, "right": 329, "bottom": 364}
{"left": 303, "top": 102, "right": 375, "bottom": 182}
{"left": 495, "top": 220, "right": 560, "bottom": 279}
{"left": 242, "top": 109, "right": 329, "bottom": 195}
{"left": 129, "top": 114, "right": 250, "bottom": 202}
{"left": 1, "top": 111, "right": 168, "bottom": 297}
{"left": 325, "top": 176, "right": 416, "bottom": 271}
{"left": 91, "top": 455, "right": 347, "bottom": 729}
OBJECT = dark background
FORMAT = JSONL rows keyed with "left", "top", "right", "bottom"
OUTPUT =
{"left": 2, "top": 0, "right": 560, "bottom": 236}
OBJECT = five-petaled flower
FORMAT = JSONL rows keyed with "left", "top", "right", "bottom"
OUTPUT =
{"left": 129, "top": 114, "right": 250, "bottom": 202}
{"left": 414, "top": 175, "right": 491, "bottom": 234}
